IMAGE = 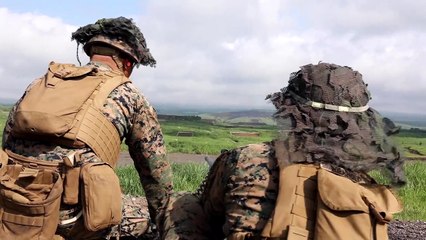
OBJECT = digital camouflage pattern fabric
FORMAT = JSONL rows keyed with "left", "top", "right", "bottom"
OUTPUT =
{"left": 56, "top": 195, "right": 154, "bottom": 239}
{"left": 162, "top": 192, "right": 211, "bottom": 240}
{"left": 161, "top": 62, "right": 405, "bottom": 240}
{"left": 201, "top": 143, "right": 279, "bottom": 239}
{"left": 109, "top": 195, "right": 157, "bottom": 239}
{"left": 2, "top": 62, "right": 173, "bottom": 239}
{"left": 162, "top": 143, "right": 279, "bottom": 240}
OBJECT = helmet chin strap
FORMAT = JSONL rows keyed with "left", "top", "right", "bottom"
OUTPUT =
{"left": 111, "top": 55, "right": 125, "bottom": 72}
{"left": 90, "top": 45, "right": 125, "bottom": 72}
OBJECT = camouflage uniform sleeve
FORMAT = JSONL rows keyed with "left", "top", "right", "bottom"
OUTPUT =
{"left": 121, "top": 84, "right": 173, "bottom": 229}
{"left": 199, "top": 150, "right": 231, "bottom": 239}
{"left": 202, "top": 143, "right": 279, "bottom": 238}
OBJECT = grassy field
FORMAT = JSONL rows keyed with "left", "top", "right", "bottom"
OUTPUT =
{"left": 395, "top": 136, "right": 426, "bottom": 158}
{"left": 160, "top": 119, "right": 277, "bottom": 154}
{"left": 161, "top": 119, "right": 426, "bottom": 157}
{"left": 117, "top": 162, "right": 209, "bottom": 195}
{"left": 0, "top": 108, "right": 8, "bottom": 138}
{"left": 159, "top": 119, "right": 426, "bottom": 157}
{"left": 0, "top": 107, "right": 425, "bottom": 220}
{"left": 1, "top": 107, "right": 425, "bottom": 157}
{"left": 369, "top": 161, "right": 426, "bottom": 221}
{"left": 118, "top": 161, "right": 426, "bottom": 221}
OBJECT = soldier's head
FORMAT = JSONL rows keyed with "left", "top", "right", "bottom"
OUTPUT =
{"left": 267, "top": 62, "right": 397, "bottom": 133}
{"left": 71, "top": 16, "right": 156, "bottom": 77}
{"left": 267, "top": 62, "right": 405, "bottom": 185}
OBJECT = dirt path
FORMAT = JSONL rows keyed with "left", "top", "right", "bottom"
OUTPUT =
{"left": 389, "top": 220, "right": 426, "bottom": 239}
{"left": 118, "top": 152, "right": 218, "bottom": 167}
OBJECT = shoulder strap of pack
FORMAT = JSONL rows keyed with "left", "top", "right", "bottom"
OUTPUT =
{"left": 92, "top": 73, "right": 131, "bottom": 109}
{"left": 261, "top": 141, "right": 318, "bottom": 239}
{"left": 274, "top": 140, "right": 291, "bottom": 168}
{"left": 76, "top": 75, "right": 130, "bottom": 167}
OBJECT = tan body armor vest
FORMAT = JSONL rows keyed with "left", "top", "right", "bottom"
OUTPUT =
{"left": 11, "top": 62, "right": 130, "bottom": 166}
{"left": 0, "top": 62, "right": 127, "bottom": 239}
{"left": 259, "top": 141, "right": 402, "bottom": 240}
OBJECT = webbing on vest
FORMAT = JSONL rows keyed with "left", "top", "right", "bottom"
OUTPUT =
{"left": 76, "top": 76, "right": 129, "bottom": 167}
{"left": 260, "top": 141, "right": 401, "bottom": 240}
{"left": 260, "top": 141, "right": 318, "bottom": 240}
{"left": 11, "top": 62, "right": 129, "bottom": 167}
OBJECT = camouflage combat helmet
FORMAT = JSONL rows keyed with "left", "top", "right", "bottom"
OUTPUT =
{"left": 269, "top": 63, "right": 371, "bottom": 113}
{"left": 71, "top": 16, "right": 156, "bottom": 67}
{"left": 267, "top": 62, "right": 406, "bottom": 185}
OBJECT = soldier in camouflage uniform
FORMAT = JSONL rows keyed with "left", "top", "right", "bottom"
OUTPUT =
{"left": 162, "top": 62, "right": 405, "bottom": 240}
{"left": 2, "top": 17, "right": 172, "bottom": 239}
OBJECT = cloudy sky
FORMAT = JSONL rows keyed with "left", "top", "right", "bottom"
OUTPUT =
{"left": 0, "top": 0, "right": 425, "bottom": 115}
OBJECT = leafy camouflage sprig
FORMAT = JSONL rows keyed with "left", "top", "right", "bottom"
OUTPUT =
{"left": 71, "top": 17, "right": 156, "bottom": 67}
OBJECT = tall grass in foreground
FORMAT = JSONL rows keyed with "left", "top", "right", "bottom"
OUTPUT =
{"left": 117, "top": 162, "right": 209, "bottom": 196}
{"left": 118, "top": 161, "right": 426, "bottom": 221}
{"left": 370, "top": 161, "right": 426, "bottom": 221}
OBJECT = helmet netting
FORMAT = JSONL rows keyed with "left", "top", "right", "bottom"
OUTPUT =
{"left": 71, "top": 17, "right": 156, "bottom": 67}
{"left": 266, "top": 63, "right": 405, "bottom": 185}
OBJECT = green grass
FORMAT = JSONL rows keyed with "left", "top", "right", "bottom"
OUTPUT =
{"left": 118, "top": 161, "right": 426, "bottom": 221}
{"left": 396, "top": 162, "right": 426, "bottom": 221}
{"left": 1, "top": 106, "right": 426, "bottom": 220}
{"left": 116, "top": 162, "right": 209, "bottom": 196}
{"left": 116, "top": 165, "right": 146, "bottom": 196}
{"left": 369, "top": 161, "right": 426, "bottom": 221}
{"left": 395, "top": 136, "right": 426, "bottom": 157}
{"left": 157, "top": 119, "right": 426, "bottom": 157}
{"left": 0, "top": 110, "right": 9, "bottom": 140}
{"left": 2, "top": 107, "right": 424, "bottom": 158}
{"left": 160, "top": 120, "right": 276, "bottom": 154}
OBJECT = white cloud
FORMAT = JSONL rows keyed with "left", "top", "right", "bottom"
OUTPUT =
{"left": 0, "top": 1, "right": 425, "bottom": 115}
{"left": 137, "top": 0, "right": 426, "bottom": 114}
{"left": 0, "top": 8, "right": 80, "bottom": 99}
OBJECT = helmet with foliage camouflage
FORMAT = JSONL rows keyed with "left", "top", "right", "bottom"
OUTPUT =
{"left": 71, "top": 16, "right": 156, "bottom": 67}
{"left": 269, "top": 63, "right": 371, "bottom": 113}
{"left": 267, "top": 62, "right": 406, "bottom": 185}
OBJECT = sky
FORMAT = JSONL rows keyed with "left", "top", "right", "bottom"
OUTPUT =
{"left": 0, "top": 0, "right": 425, "bottom": 115}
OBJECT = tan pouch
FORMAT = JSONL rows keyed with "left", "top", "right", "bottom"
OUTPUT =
{"left": 0, "top": 149, "right": 8, "bottom": 176}
{"left": 315, "top": 169, "right": 401, "bottom": 240}
{"left": 0, "top": 165, "right": 63, "bottom": 240}
{"left": 80, "top": 162, "right": 122, "bottom": 231}
{"left": 12, "top": 62, "right": 98, "bottom": 138}
{"left": 63, "top": 166, "right": 80, "bottom": 205}
{"left": 261, "top": 164, "right": 318, "bottom": 240}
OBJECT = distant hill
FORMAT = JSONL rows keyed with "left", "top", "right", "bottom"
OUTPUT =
{"left": 199, "top": 109, "right": 426, "bottom": 128}
{"left": 202, "top": 109, "right": 274, "bottom": 119}
{"left": 383, "top": 112, "right": 426, "bottom": 129}
{"left": 0, "top": 98, "right": 17, "bottom": 105}
{"left": 199, "top": 109, "right": 275, "bottom": 126}
{"left": 0, "top": 104, "right": 12, "bottom": 112}
{"left": 1, "top": 101, "right": 424, "bottom": 129}
{"left": 154, "top": 104, "right": 257, "bottom": 116}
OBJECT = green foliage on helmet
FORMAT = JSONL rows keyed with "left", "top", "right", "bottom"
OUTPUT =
{"left": 71, "top": 16, "right": 156, "bottom": 67}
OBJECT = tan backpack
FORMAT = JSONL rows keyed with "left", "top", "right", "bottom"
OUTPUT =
{"left": 0, "top": 148, "right": 63, "bottom": 240}
{"left": 0, "top": 62, "right": 129, "bottom": 239}
{"left": 260, "top": 141, "right": 403, "bottom": 240}
{"left": 11, "top": 61, "right": 129, "bottom": 167}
